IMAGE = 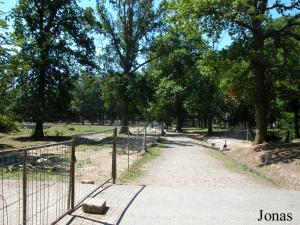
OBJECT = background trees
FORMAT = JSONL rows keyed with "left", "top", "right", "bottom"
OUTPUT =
{"left": 173, "top": 0, "right": 300, "bottom": 143}
{"left": 95, "top": 0, "right": 160, "bottom": 133}
{"left": 72, "top": 73, "right": 103, "bottom": 125}
{"left": 146, "top": 16, "right": 207, "bottom": 131}
{"left": 0, "top": 0, "right": 299, "bottom": 144}
{"left": 0, "top": 3, "right": 18, "bottom": 132}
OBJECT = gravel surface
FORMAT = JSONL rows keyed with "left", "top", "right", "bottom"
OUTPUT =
{"left": 136, "top": 134, "right": 268, "bottom": 187}
{"left": 119, "top": 133, "right": 300, "bottom": 225}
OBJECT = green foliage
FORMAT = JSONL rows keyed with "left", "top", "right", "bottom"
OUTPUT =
{"left": 101, "top": 72, "right": 153, "bottom": 122}
{"left": 72, "top": 73, "right": 103, "bottom": 123}
{"left": 172, "top": 0, "right": 300, "bottom": 143}
{"left": 147, "top": 16, "right": 208, "bottom": 128}
{"left": 0, "top": 114, "right": 19, "bottom": 132}
{"left": 95, "top": 0, "right": 161, "bottom": 129}
{"left": 12, "top": 0, "right": 95, "bottom": 136}
{"left": 277, "top": 112, "right": 294, "bottom": 141}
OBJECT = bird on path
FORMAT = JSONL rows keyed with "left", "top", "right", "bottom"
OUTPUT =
{"left": 219, "top": 140, "right": 227, "bottom": 154}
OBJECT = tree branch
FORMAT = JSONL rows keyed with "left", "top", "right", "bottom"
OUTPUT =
{"left": 267, "top": 2, "right": 300, "bottom": 11}
{"left": 131, "top": 55, "right": 160, "bottom": 73}
{"left": 96, "top": 0, "right": 124, "bottom": 65}
{"left": 265, "top": 13, "right": 300, "bottom": 39}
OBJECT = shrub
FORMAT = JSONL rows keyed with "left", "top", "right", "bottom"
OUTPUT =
{"left": 0, "top": 114, "right": 19, "bottom": 132}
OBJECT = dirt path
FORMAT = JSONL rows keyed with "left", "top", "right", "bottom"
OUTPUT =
{"left": 119, "top": 133, "right": 300, "bottom": 225}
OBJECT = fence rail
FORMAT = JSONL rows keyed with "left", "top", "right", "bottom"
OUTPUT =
{"left": 0, "top": 125, "right": 160, "bottom": 225}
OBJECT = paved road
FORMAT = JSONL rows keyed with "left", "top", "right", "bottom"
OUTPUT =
{"left": 119, "top": 133, "right": 300, "bottom": 225}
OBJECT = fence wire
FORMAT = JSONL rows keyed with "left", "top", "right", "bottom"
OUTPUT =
{"left": 72, "top": 129, "right": 115, "bottom": 205}
{"left": 116, "top": 125, "right": 160, "bottom": 174}
{"left": 0, "top": 141, "right": 72, "bottom": 225}
{"left": 0, "top": 124, "right": 161, "bottom": 225}
{"left": 222, "top": 126, "right": 255, "bottom": 141}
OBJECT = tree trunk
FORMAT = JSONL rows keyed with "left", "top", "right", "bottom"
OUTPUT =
{"left": 119, "top": 97, "right": 129, "bottom": 134}
{"left": 33, "top": 71, "right": 46, "bottom": 138}
{"left": 98, "top": 110, "right": 101, "bottom": 125}
{"left": 192, "top": 119, "right": 195, "bottom": 127}
{"left": 207, "top": 115, "right": 213, "bottom": 135}
{"left": 252, "top": 31, "right": 268, "bottom": 144}
{"left": 175, "top": 114, "right": 183, "bottom": 132}
{"left": 203, "top": 118, "right": 207, "bottom": 128}
{"left": 161, "top": 122, "right": 165, "bottom": 135}
{"left": 33, "top": 120, "right": 44, "bottom": 138}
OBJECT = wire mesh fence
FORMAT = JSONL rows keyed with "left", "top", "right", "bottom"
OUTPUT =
{"left": 0, "top": 141, "right": 72, "bottom": 225}
{"left": 222, "top": 126, "right": 255, "bottom": 141}
{"left": 115, "top": 125, "right": 161, "bottom": 175}
{"left": 72, "top": 129, "right": 115, "bottom": 205}
{"left": 0, "top": 124, "right": 161, "bottom": 225}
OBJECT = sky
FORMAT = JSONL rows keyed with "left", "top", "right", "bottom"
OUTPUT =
{"left": 1, "top": 0, "right": 96, "bottom": 12}
{"left": 1, "top": 0, "right": 297, "bottom": 50}
{"left": 1, "top": 0, "right": 233, "bottom": 49}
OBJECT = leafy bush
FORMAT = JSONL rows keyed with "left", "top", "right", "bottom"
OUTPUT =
{"left": 0, "top": 114, "right": 19, "bottom": 132}
{"left": 277, "top": 112, "right": 294, "bottom": 142}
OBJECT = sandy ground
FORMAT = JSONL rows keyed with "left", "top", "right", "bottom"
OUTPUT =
{"left": 0, "top": 129, "right": 158, "bottom": 225}
{"left": 202, "top": 136, "right": 300, "bottom": 190}
{"left": 119, "top": 133, "right": 300, "bottom": 225}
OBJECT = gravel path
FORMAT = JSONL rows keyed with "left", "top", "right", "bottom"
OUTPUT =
{"left": 136, "top": 134, "right": 268, "bottom": 187}
{"left": 119, "top": 133, "right": 300, "bottom": 225}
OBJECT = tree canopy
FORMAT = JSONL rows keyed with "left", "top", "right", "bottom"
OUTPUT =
{"left": 0, "top": 0, "right": 299, "bottom": 143}
{"left": 12, "top": 0, "right": 95, "bottom": 137}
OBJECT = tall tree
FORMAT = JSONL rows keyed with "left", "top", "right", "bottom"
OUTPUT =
{"left": 12, "top": 0, "right": 95, "bottom": 138}
{"left": 148, "top": 17, "right": 207, "bottom": 132}
{"left": 0, "top": 3, "right": 19, "bottom": 132}
{"left": 173, "top": 0, "right": 300, "bottom": 144}
{"left": 0, "top": 3, "right": 10, "bottom": 108}
{"left": 96, "top": 0, "right": 160, "bottom": 133}
{"left": 272, "top": 30, "right": 300, "bottom": 139}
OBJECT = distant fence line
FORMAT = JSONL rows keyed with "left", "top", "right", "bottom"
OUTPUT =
{"left": 0, "top": 125, "right": 160, "bottom": 225}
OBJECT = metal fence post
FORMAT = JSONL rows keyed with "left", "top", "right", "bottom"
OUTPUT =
{"left": 69, "top": 140, "right": 76, "bottom": 209}
{"left": 144, "top": 126, "right": 147, "bottom": 152}
{"left": 112, "top": 128, "right": 117, "bottom": 184}
{"left": 22, "top": 150, "right": 27, "bottom": 225}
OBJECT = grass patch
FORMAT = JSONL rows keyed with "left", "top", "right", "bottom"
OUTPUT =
{"left": 43, "top": 125, "right": 114, "bottom": 136}
{"left": 118, "top": 137, "right": 165, "bottom": 183}
{"left": 206, "top": 150, "right": 279, "bottom": 187}
{"left": 0, "top": 124, "right": 115, "bottom": 150}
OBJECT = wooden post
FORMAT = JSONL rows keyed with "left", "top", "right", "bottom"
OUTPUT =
{"left": 144, "top": 126, "right": 147, "bottom": 152}
{"left": 112, "top": 128, "right": 117, "bottom": 184}
{"left": 70, "top": 141, "right": 76, "bottom": 209}
{"left": 22, "top": 150, "right": 27, "bottom": 225}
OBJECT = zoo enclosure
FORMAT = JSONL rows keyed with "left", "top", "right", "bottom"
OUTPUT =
{"left": 0, "top": 125, "right": 160, "bottom": 225}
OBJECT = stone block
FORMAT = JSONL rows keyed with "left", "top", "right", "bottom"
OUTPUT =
{"left": 82, "top": 198, "right": 106, "bottom": 214}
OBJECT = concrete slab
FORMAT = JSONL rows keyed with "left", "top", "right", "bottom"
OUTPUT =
{"left": 119, "top": 185, "right": 300, "bottom": 225}
{"left": 56, "top": 185, "right": 143, "bottom": 225}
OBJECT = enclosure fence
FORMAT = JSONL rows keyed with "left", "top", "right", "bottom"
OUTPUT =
{"left": 222, "top": 126, "right": 255, "bottom": 141}
{"left": 0, "top": 125, "right": 160, "bottom": 225}
{"left": 0, "top": 141, "right": 72, "bottom": 225}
